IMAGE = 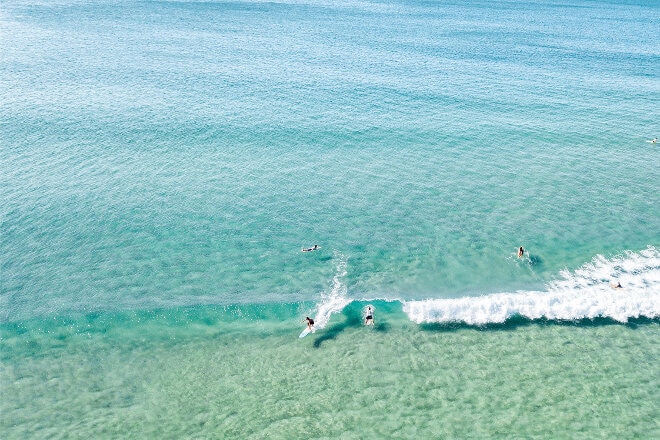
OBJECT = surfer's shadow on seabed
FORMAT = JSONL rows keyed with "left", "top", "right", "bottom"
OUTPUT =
{"left": 310, "top": 306, "right": 389, "bottom": 348}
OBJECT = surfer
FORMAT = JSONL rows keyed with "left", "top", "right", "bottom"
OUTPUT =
{"left": 610, "top": 281, "right": 623, "bottom": 289}
{"left": 517, "top": 246, "right": 525, "bottom": 258}
{"left": 365, "top": 307, "right": 374, "bottom": 326}
{"left": 305, "top": 317, "right": 315, "bottom": 331}
{"left": 302, "top": 245, "right": 319, "bottom": 252}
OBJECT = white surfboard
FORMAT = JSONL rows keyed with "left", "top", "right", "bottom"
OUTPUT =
{"left": 299, "top": 326, "right": 316, "bottom": 338}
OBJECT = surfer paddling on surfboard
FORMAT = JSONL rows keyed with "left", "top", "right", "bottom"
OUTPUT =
{"left": 302, "top": 244, "right": 320, "bottom": 252}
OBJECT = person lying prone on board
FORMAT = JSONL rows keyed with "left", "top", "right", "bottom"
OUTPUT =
{"left": 302, "top": 245, "right": 319, "bottom": 252}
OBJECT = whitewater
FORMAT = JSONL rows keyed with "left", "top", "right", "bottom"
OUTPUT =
{"left": 304, "top": 247, "right": 660, "bottom": 327}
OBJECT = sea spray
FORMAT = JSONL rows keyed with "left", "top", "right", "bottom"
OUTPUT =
{"left": 312, "top": 251, "right": 352, "bottom": 328}
{"left": 551, "top": 246, "right": 660, "bottom": 292}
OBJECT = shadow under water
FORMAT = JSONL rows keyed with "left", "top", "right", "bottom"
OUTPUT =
{"left": 373, "top": 321, "right": 391, "bottom": 333}
{"left": 419, "top": 316, "right": 659, "bottom": 333}
{"left": 313, "top": 304, "right": 366, "bottom": 348}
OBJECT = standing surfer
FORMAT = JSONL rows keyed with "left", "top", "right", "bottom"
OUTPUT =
{"left": 365, "top": 307, "right": 374, "bottom": 326}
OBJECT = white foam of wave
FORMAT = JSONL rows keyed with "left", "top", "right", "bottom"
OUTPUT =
{"left": 313, "top": 251, "right": 352, "bottom": 329}
{"left": 404, "top": 246, "right": 660, "bottom": 325}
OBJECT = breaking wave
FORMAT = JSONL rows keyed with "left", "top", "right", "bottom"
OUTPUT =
{"left": 403, "top": 247, "right": 660, "bottom": 325}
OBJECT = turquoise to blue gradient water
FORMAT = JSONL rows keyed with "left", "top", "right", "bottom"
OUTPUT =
{"left": 1, "top": 0, "right": 659, "bottom": 438}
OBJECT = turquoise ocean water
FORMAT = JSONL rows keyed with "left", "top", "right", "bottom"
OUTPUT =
{"left": 2, "top": 0, "right": 659, "bottom": 437}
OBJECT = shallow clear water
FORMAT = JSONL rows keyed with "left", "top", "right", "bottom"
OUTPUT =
{"left": 2, "top": 306, "right": 659, "bottom": 438}
{"left": 1, "top": 0, "right": 659, "bottom": 437}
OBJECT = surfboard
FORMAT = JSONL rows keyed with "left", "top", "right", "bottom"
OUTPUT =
{"left": 299, "top": 326, "right": 316, "bottom": 338}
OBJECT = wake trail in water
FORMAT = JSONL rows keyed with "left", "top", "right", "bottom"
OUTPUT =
{"left": 312, "top": 251, "right": 352, "bottom": 329}
{"left": 403, "top": 246, "right": 660, "bottom": 325}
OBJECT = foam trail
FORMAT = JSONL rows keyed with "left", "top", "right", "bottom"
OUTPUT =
{"left": 313, "top": 251, "right": 352, "bottom": 329}
{"left": 404, "top": 246, "right": 660, "bottom": 325}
